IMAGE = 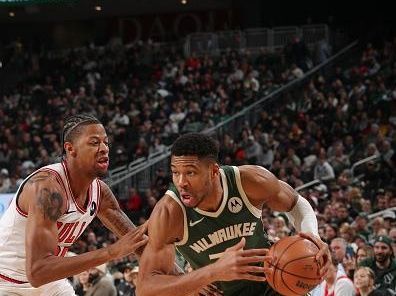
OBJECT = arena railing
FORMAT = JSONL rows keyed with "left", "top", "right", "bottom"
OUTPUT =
{"left": 184, "top": 24, "right": 329, "bottom": 56}
{"left": 350, "top": 154, "right": 380, "bottom": 180}
{"left": 105, "top": 40, "right": 358, "bottom": 199}
{"left": 294, "top": 154, "right": 382, "bottom": 193}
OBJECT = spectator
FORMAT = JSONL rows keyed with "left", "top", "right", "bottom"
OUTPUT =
{"left": 330, "top": 237, "right": 348, "bottom": 275}
{"left": 329, "top": 143, "right": 350, "bottom": 175}
{"left": 152, "top": 168, "right": 170, "bottom": 197}
{"left": 0, "top": 168, "right": 10, "bottom": 193}
{"left": 382, "top": 211, "right": 396, "bottom": 230}
{"left": 116, "top": 263, "right": 138, "bottom": 296}
{"left": 334, "top": 204, "right": 353, "bottom": 226}
{"left": 85, "top": 264, "right": 117, "bottom": 296}
{"left": 359, "top": 236, "right": 396, "bottom": 295}
{"left": 389, "top": 228, "right": 396, "bottom": 255}
{"left": 324, "top": 223, "right": 339, "bottom": 243}
{"left": 315, "top": 38, "right": 331, "bottom": 65}
{"left": 374, "top": 189, "right": 389, "bottom": 212}
{"left": 354, "top": 213, "right": 371, "bottom": 241}
{"left": 354, "top": 267, "right": 377, "bottom": 296}
{"left": 339, "top": 223, "right": 356, "bottom": 245}
{"left": 381, "top": 140, "right": 394, "bottom": 167}
{"left": 371, "top": 217, "right": 386, "bottom": 238}
{"left": 356, "top": 245, "right": 374, "bottom": 265}
{"left": 315, "top": 256, "right": 356, "bottom": 296}
{"left": 125, "top": 187, "right": 143, "bottom": 213}
{"left": 143, "top": 192, "right": 158, "bottom": 219}
{"left": 75, "top": 271, "right": 91, "bottom": 296}
{"left": 314, "top": 148, "right": 335, "bottom": 181}
{"left": 244, "top": 135, "right": 263, "bottom": 164}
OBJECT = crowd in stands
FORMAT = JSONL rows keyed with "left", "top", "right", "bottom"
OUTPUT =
{"left": 0, "top": 36, "right": 314, "bottom": 193}
{"left": 1, "top": 33, "right": 395, "bottom": 295}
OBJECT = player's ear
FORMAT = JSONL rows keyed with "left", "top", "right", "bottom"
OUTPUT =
{"left": 211, "top": 163, "right": 220, "bottom": 177}
{"left": 64, "top": 142, "right": 77, "bottom": 157}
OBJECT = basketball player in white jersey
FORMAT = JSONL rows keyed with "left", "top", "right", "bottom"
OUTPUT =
{"left": 0, "top": 114, "right": 148, "bottom": 296}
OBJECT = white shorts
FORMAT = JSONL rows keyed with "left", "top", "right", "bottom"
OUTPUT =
{"left": 0, "top": 278, "right": 76, "bottom": 296}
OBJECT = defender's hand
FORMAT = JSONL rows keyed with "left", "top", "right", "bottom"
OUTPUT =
{"left": 108, "top": 222, "right": 149, "bottom": 259}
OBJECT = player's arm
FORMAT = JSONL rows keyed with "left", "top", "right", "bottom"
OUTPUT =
{"left": 24, "top": 172, "right": 147, "bottom": 287}
{"left": 137, "top": 195, "right": 270, "bottom": 296}
{"left": 240, "top": 165, "right": 330, "bottom": 274}
{"left": 137, "top": 196, "right": 214, "bottom": 296}
{"left": 97, "top": 180, "right": 136, "bottom": 237}
{"left": 240, "top": 165, "right": 318, "bottom": 234}
{"left": 97, "top": 181, "right": 149, "bottom": 257}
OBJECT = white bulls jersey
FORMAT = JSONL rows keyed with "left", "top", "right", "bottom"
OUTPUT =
{"left": 0, "top": 162, "right": 101, "bottom": 284}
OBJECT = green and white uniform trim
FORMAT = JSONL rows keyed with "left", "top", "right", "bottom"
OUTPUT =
{"left": 166, "top": 165, "right": 280, "bottom": 296}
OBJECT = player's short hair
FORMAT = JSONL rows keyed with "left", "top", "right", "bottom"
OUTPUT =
{"left": 62, "top": 114, "right": 101, "bottom": 157}
{"left": 171, "top": 133, "right": 219, "bottom": 162}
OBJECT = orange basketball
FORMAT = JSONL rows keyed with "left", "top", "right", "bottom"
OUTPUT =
{"left": 264, "top": 235, "right": 322, "bottom": 296}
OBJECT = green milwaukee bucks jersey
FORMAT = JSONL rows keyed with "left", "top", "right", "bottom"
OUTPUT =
{"left": 166, "top": 165, "right": 280, "bottom": 296}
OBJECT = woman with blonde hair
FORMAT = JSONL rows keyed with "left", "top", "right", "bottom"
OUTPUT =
{"left": 353, "top": 266, "right": 375, "bottom": 296}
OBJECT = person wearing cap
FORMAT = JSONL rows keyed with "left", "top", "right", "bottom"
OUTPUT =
{"left": 359, "top": 236, "right": 396, "bottom": 295}
{"left": 85, "top": 263, "right": 116, "bottom": 296}
{"left": 382, "top": 211, "right": 396, "bottom": 229}
{"left": 116, "top": 263, "right": 138, "bottom": 296}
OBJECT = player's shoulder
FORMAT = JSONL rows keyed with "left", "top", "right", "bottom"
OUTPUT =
{"left": 20, "top": 170, "right": 68, "bottom": 216}
{"left": 97, "top": 179, "right": 111, "bottom": 193}
{"left": 149, "top": 194, "right": 184, "bottom": 244}
{"left": 155, "top": 193, "right": 184, "bottom": 219}
{"left": 238, "top": 164, "right": 278, "bottom": 186}
{"left": 24, "top": 170, "right": 64, "bottom": 191}
{"left": 150, "top": 193, "right": 184, "bottom": 230}
{"left": 238, "top": 164, "right": 272, "bottom": 177}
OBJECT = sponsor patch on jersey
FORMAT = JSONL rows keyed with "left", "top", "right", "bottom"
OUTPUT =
{"left": 228, "top": 197, "right": 243, "bottom": 213}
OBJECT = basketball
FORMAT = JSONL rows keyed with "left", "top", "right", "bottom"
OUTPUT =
{"left": 264, "top": 235, "right": 322, "bottom": 296}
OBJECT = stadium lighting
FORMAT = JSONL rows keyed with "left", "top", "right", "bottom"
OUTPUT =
{"left": 8, "top": 11, "right": 15, "bottom": 17}
{"left": 181, "top": 0, "right": 187, "bottom": 4}
{"left": 94, "top": 5, "right": 101, "bottom": 11}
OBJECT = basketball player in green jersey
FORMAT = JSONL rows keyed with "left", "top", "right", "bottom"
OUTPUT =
{"left": 137, "top": 133, "right": 330, "bottom": 296}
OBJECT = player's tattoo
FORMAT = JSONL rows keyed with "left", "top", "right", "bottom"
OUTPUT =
{"left": 27, "top": 171, "right": 51, "bottom": 184}
{"left": 37, "top": 188, "right": 63, "bottom": 221}
{"left": 99, "top": 181, "right": 136, "bottom": 237}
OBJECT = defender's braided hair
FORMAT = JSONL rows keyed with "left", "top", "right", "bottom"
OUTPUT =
{"left": 61, "top": 114, "right": 101, "bottom": 158}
